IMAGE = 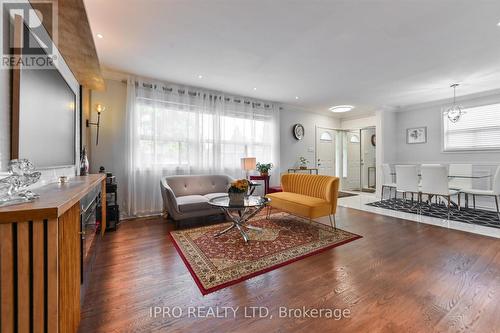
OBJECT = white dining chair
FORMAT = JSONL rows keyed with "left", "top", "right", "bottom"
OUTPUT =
{"left": 381, "top": 164, "right": 396, "bottom": 200}
{"left": 420, "top": 164, "right": 459, "bottom": 220}
{"left": 459, "top": 166, "right": 500, "bottom": 220}
{"left": 395, "top": 165, "right": 420, "bottom": 210}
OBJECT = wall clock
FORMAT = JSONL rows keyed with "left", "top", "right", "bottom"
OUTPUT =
{"left": 293, "top": 124, "right": 305, "bottom": 140}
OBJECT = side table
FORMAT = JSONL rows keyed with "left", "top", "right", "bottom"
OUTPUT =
{"left": 249, "top": 175, "right": 270, "bottom": 195}
{"left": 287, "top": 168, "right": 319, "bottom": 175}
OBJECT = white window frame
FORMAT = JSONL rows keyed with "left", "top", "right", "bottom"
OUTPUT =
{"left": 441, "top": 102, "right": 500, "bottom": 153}
{"left": 135, "top": 99, "right": 274, "bottom": 168}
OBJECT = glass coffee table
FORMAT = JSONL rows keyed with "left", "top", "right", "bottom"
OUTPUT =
{"left": 208, "top": 195, "right": 270, "bottom": 243}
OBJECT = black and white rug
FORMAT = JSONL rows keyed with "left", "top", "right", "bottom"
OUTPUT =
{"left": 367, "top": 199, "right": 500, "bottom": 230}
{"left": 338, "top": 191, "right": 359, "bottom": 198}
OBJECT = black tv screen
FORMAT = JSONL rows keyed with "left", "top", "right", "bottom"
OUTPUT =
{"left": 17, "top": 33, "right": 77, "bottom": 168}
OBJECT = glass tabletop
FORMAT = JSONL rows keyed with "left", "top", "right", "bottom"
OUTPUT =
{"left": 390, "top": 173, "right": 491, "bottom": 179}
{"left": 208, "top": 195, "right": 269, "bottom": 208}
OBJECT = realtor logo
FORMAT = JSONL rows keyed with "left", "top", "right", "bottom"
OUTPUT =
{"left": 1, "top": 0, "right": 58, "bottom": 68}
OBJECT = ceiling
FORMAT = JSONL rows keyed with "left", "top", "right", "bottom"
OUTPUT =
{"left": 84, "top": 0, "right": 500, "bottom": 118}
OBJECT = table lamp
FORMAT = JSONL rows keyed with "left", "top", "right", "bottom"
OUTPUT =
{"left": 241, "top": 157, "right": 256, "bottom": 179}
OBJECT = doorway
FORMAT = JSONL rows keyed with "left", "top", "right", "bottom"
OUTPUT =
{"left": 343, "top": 130, "right": 361, "bottom": 190}
{"left": 315, "top": 127, "right": 336, "bottom": 176}
{"left": 341, "top": 127, "right": 376, "bottom": 193}
{"left": 361, "top": 127, "right": 376, "bottom": 193}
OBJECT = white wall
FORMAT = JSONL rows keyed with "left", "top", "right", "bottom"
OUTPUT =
{"left": 394, "top": 93, "right": 500, "bottom": 164}
{"left": 89, "top": 79, "right": 128, "bottom": 210}
{"left": 341, "top": 115, "right": 376, "bottom": 129}
{"left": 88, "top": 79, "right": 127, "bottom": 173}
{"left": 378, "top": 110, "right": 397, "bottom": 165}
{"left": 375, "top": 110, "right": 397, "bottom": 196}
{"left": 279, "top": 106, "right": 341, "bottom": 171}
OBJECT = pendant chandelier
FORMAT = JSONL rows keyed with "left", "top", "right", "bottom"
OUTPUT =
{"left": 444, "top": 83, "right": 465, "bottom": 123}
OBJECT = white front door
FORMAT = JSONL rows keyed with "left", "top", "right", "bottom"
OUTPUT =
{"left": 345, "top": 131, "right": 361, "bottom": 190}
{"left": 316, "top": 127, "right": 335, "bottom": 176}
{"left": 361, "top": 127, "right": 376, "bottom": 191}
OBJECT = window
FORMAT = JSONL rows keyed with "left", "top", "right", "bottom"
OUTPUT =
{"left": 125, "top": 78, "right": 280, "bottom": 217}
{"left": 320, "top": 132, "right": 333, "bottom": 141}
{"left": 443, "top": 103, "right": 500, "bottom": 151}
{"left": 135, "top": 98, "right": 275, "bottom": 171}
{"left": 349, "top": 134, "right": 360, "bottom": 143}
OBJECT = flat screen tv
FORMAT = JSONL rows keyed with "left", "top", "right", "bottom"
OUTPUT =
{"left": 11, "top": 18, "right": 79, "bottom": 169}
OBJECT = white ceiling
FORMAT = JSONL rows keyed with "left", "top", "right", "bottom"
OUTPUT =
{"left": 84, "top": 0, "right": 500, "bottom": 118}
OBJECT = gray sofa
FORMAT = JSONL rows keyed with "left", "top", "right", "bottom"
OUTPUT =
{"left": 160, "top": 174, "right": 233, "bottom": 222}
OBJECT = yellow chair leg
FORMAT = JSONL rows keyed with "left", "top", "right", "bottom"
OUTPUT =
{"left": 329, "top": 214, "right": 336, "bottom": 229}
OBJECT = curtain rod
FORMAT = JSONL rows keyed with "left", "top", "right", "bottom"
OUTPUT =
{"left": 120, "top": 79, "right": 283, "bottom": 110}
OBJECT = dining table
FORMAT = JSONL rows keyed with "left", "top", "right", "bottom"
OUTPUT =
{"left": 389, "top": 173, "right": 492, "bottom": 208}
{"left": 389, "top": 173, "right": 491, "bottom": 179}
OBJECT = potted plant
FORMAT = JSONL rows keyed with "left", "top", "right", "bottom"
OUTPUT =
{"left": 228, "top": 179, "right": 249, "bottom": 205}
{"left": 298, "top": 156, "right": 308, "bottom": 169}
{"left": 256, "top": 162, "right": 273, "bottom": 176}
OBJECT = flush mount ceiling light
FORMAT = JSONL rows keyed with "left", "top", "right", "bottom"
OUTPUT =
{"left": 197, "top": 74, "right": 203, "bottom": 79}
{"left": 329, "top": 105, "right": 354, "bottom": 113}
{"left": 295, "top": 96, "right": 299, "bottom": 100}
{"left": 497, "top": 21, "right": 500, "bottom": 27}
{"left": 444, "top": 83, "right": 465, "bottom": 123}
{"left": 96, "top": 33, "right": 103, "bottom": 39}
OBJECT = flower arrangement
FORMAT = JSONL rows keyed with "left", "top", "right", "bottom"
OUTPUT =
{"left": 228, "top": 179, "right": 249, "bottom": 193}
{"left": 228, "top": 179, "right": 249, "bottom": 205}
{"left": 256, "top": 162, "right": 273, "bottom": 176}
{"left": 298, "top": 156, "right": 308, "bottom": 169}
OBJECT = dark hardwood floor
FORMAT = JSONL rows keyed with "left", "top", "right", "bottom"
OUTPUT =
{"left": 79, "top": 207, "right": 500, "bottom": 333}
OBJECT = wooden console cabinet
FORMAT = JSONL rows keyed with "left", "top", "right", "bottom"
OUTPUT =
{"left": 0, "top": 174, "right": 106, "bottom": 333}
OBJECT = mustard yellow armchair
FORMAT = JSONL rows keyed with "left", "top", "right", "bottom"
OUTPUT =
{"left": 265, "top": 173, "right": 340, "bottom": 228}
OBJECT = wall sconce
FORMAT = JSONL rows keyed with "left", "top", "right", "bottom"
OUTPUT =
{"left": 86, "top": 104, "right": 105, "bottom": 145}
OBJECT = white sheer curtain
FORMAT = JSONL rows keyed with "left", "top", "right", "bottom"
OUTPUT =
{"left": 124, "top": 76, "right": 280, "bottom": 217}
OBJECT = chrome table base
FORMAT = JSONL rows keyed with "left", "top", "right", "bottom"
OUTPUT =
{"left": 214, "top": 204, "right": 266, "bottom": 242}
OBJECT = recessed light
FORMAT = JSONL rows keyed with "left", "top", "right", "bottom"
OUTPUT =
{"left": 295, "top": 96, "right": 299, "bottom": 100}
{"left": 197, "top": 74, "right": 203, "bottom": 79}
{"left": 497, "top": 21, "right": 500, "bottom": 27}
{"left": 253, "top": 87, "right": 257, "bottom": 91}
{"left": 96, "top": 33, "right": 103, "bottom": 39}
{"left": 329, "top": 105, "right": 354, "bottom": 113}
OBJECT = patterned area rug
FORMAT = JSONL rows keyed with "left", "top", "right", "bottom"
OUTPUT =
{"left": 170, "top": 212, "right": 361, "bottom": 295}
{"left": 367, "top": 199, "right": 500, "bottom": 229}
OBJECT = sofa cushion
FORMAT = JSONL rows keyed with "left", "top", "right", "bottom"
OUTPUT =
{"left": 204, "top": 193, "right": 228, "bottom": 201}
{"left": 266, "top": 192, "right": 331, "bottom": 219}
{"left": 165, "top": 175, "right": 232, "bottom": 197}
{"left": 176, "top": 195, "right": 210, "bottom": 213}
